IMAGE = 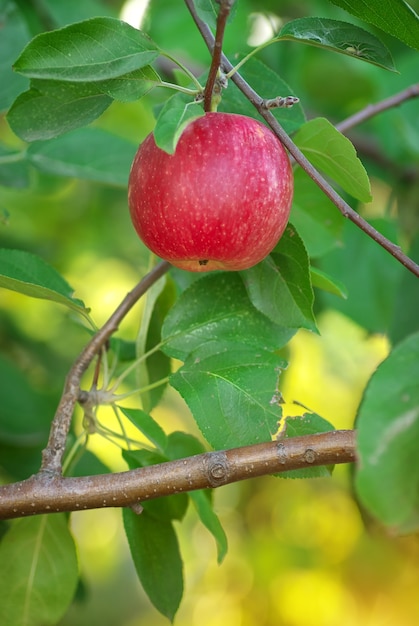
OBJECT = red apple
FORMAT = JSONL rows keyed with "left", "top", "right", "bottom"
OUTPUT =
{"left": 128, "top": 112, "right": 293, "bottom": 272}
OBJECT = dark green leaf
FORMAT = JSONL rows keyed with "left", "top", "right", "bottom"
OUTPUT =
{"left": 123, "top": 508, "right": 183, "bottom": 621}
{"left": 291, "top": 168, "right": 344, "bottom": 258}
{"left": 310, "top": 266, "right": 348, "bottom": 299}
{"left": 279, "top": 413, "right": 336, "bottom": 479}
{"left": 190, "top": 490, "right": 228, "bottom": 563}
{"left": 119, "top": 407, "right": 168, "bottom": 452}
{"left": 7, "top": 80, "right": 112, "bottom": 142}
{"left": 355, "top": 331, "right": 419, "bottom": 533}
{"left": 278, "top": 17, "right": 396, "bottom": 71}
{"left": 27, "top": 128, "right": 137, "bottom": 186}
{"left": 0, "top": 3, "right": 30, "bottom": 112}
{"left": 319, "top": 218, "right": 403, "bottom": 333}
{"left": 153, "top": 92, "right": 205, "bottom": 154}
{"left": 162, "top": 273, "right": 295, "bottom": 362}
{"left": 170, "top": 347, "right": 286, "bottom": 449}
{"left": 0, "top": 515, "right": 78, "bottom": 626}
{"left": 329, "top": 0, "right": 419, "bottom": 51}
{"left": 13, "top": 17, "right": 159, "bottom": 81}
{"left": 219, "top": 57, "right": 305, "bottom": 135}
{"left": 293, "top": 117, "right": 372, "bottom": 202}
{"left": 0, "top": 248, "right": 89, "bottom": 317}
{"left": 241, "top": 225, "right": 317, "bottom": 332}
{"left": 0, "top": 355, "right": 52, "bottom": 446}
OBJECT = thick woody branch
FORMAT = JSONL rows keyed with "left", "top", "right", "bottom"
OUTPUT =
{"left": 184, "top": 0, "right": 419, "bottom": 279}
{"left": 0, "top": 430, "right": 355, "bottom": 520}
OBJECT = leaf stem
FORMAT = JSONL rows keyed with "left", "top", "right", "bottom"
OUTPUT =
{"left": 159, "top": 50, "right": 204, "bottom": 93}
{"left": 203, "top": 0, "right": 234, "bottom": 112}
{"left": 40, "top": 260, "right": 171, "bottom": 476}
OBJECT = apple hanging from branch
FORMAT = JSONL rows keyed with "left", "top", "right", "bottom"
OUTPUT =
{"left": 128, "top": 112, "right": 294, "bottom": 271}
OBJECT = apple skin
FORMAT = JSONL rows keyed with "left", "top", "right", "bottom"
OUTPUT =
{"left": 128, "top": 112, "right": 293, "bottom": 272}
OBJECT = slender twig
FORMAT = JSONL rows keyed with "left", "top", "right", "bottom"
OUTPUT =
{"left": 184, "top": 0, "right": 419, "bottom": 279}
{"left": 336, "top": 83, "right": 419, "bottom": 134}
{"left": 40, "top": 260, "right": 171, "bottom": 476}
{"left": 0, "top": 430, "right": 356, "bottom": 520}
{"left": 203, "top": 0, "right": 234, "bottom": 111}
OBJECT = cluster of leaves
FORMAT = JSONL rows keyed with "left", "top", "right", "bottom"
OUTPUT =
{"left": 1, "top": 0, "right": 419, "bottom": 623}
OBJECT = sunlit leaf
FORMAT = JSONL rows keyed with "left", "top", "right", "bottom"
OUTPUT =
{"left": 278, "top": 17, "right": 396, "bottom": 71}
{"left": 355, "top": 331, "right": 419, "bottom": 533}
{"left": 329, "top": 0, "right": 419, "bottom": 51}
{"left": 0, "top": 515, "right": 78, "bottom": 626}
{"left": 13, "top": 17, "right": 159, "bottom": 81}
{"left": 293, "top": 117, "right": 372, "bottom": 202}
{"left": 0, "top": 249, "right": 89, "bottom": 317}
{"left": 119, "top": 407, "right": 168, "bottom": 452}
{"left": 170, "top": 346, "right": 286, "bottom": 449}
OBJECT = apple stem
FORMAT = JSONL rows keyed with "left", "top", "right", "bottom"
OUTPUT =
{"left": 203, "top": 0, "right": 234, "bottom": 112}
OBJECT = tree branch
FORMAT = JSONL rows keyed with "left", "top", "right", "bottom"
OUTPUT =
{"left": 0, "top": 430, "right": 355, "bottom": 520}
{"left": 40, "top": 260, "right": 171, "bottom": 477}
{"left": 336, "top": 83, "right": 419, "bottom": 134}
{"left": 184, "top": 0, "right": 419, "bottom": 279}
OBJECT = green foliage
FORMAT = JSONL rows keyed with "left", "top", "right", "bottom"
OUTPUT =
{"left": 0, "top": 515, "right": 78, "bottom": 626}
{"left": 355, "top": 331, "right": 419, "bottom": 533}
{"left": 1, "top": 0, "right": 419, "bottom": 623}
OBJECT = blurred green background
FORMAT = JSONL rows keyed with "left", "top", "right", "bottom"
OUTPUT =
{"left": 1, "top": 0, "right": 419, "bottom": 624}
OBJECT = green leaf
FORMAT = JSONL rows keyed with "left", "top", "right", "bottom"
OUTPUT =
{"left": 7, "top": 80, "right": 112, "bottom": 142}
{"left": 27, "top": 128, "right": 137, "bottom": 186}
{"left": 329, "top": 0, "right": 419, "bottom": 51}
{"left": 0, "top": 2, "right": 30, "bottom": 112}
{"left": 0, "top": 515, "right": 78, "bottom": 626}
{"left": 123, "top": 508, "right": 183, "bottom": 621}
{"left": 0, "top": 355, "right": 52, "bottom": 446}
{"left": 219, "top": 57, "right": 305, "bottom": 135}
{"left": 0, "top": 248, "right": 89, "bottom": 317}
{"left": 190, "top": 490, "right": 228, "bottom": 563}
{"left": 97, "top": 65, "right": 161, "bottom": 102}
{"left": 278, "top": 17, "right": 396, "bottom": 71}
{"left": 310, "top": 266, "right": 348, "bottom": 299}
{"left": 355, "top": 331, "right": 419, "bottom": 533}
{"left": 241, "top": 225, "right": 317, "bottom": 332}
{"left": 279, "top": 413, "right": 336, "bottom": 479}
{"left": 162, "top": 273, "right": 295, "bottom": 362}
{"left": 390, "top": 236, "right": 419, "bottom": 345}
{"left": 170, "top": 347, "right": 286, "bottom": 449}
{"left": 293, "top": 117, "right": 372, "bottom": 202}
{"left": 291, "top": 168, "right": 344, "bottom": 258}
{"left": 119, "top": 407, "right": 168, "bottom": 452}
{"left": 153, "top": 92, "right": 205, "bottom": 154}
{"left": 0, "top": 144, "right": 30, "bottom": 188}
{"left": 13, "top": 17, "right": 159, "bottom": 81}
{"left": 319, "top": 218, "right": 403, "bottom": 333}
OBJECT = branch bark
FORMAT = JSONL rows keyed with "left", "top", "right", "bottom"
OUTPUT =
{"left": 0, "top": 430, "right": 356, "bottom": 520}
{"left": 184, "top": 0, "right": 419, "bottom": 279}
